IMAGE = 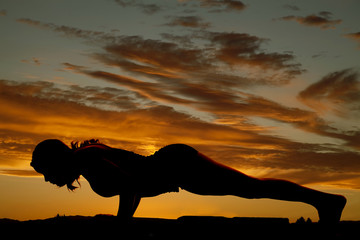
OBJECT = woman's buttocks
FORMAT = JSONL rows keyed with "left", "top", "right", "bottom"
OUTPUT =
{"left": 153, "top": 144, "right": 198, "bottom": 161}
{"left": 148, "top": 144, "right": 199, "bottom": 175}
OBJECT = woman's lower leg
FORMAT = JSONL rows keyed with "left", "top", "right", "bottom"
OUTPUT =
{"left": 238, "top": 177, "right": 346, "bottom": 223}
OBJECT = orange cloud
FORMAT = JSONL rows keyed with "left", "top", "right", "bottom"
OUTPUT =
{"left": 0, "top": 80, "right": 272, "bottom": 160}
{"left": 1, "top": 79, "right": 360, "bottom": 188}
{"left": 344, "top": 32, "right": 360, "bottom": 49}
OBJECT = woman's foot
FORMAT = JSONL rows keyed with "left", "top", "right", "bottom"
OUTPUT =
{"left": 315, "top": 194, "right": 346, "bottom": 224}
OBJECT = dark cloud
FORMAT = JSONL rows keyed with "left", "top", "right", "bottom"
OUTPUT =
{"left": 206, "top": 32, "right": 303, "bottom": 76}
{"left": 311, "top": 51, "right": 327, "bottom": 59}
{"left": 277, "top": 12, "right": 342, "bottom": 29}
{"left": 16, "top": 18, "right": 116, "bottom": 42}
{"left": 160, "top": 33, "right": 194, "bottom": 47}
{"left": 283, "top": 4, "right": 300, "bottom": 11}
{"left": 199, "top": 0, "right": 247, "bottom": 12}
{"left": 82, "top": 70, "right": 194, "bottom": 105}
{"left": 298, "top": 68, "right": 360, "bottom": 116}
{"left": 18, "top": 17, "right": 298, "bottom": 85}
{"left": 297, "top": 69, "right": 360, "bottom": 150}
{"left": 0, "top": 79, "right": 144, "bottom": 112}
{"left": 114, "top": 0, "right": 162, "bottom": 15}
{"left": 103, "top": 35, "right": 212, "bottom": 73}
{"left": 97, "top": 32, "right": 303, "bottom": 86}
{"left": 165, "top": 16, "right": 211, "bottom": 28}
{"left": 17, "top": 18, "right": 303, "bottom": 86}
{"left": 318, "top": 11, "right": 333, "bottom": 18}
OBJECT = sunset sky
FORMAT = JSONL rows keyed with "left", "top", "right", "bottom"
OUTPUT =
{"left": 1, "top": 0, "right": 360, "bottom": 222}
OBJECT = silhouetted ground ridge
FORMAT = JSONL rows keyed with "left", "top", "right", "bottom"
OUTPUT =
{"left": 0, "top": 215, "right": 358, "bottom": 239}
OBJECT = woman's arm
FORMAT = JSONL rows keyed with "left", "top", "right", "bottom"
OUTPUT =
{"left": 117, "top": 193, "right": 141, "bottom": 221}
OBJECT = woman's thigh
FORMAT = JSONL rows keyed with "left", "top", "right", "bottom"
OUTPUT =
{"left": 178, "top": 152, "right": 259, "bottom": 196}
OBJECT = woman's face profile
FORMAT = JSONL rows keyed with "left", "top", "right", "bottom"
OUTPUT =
{"left": 41, "top": 168, "right": 67, "bottom": 187}
{"left": 31, "top": 158, "right": 67, "bottom": 187}
{"left": 31, "top": 139, "right": 76, "bottom": 188}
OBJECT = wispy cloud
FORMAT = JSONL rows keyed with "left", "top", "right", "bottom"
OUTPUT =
{"left": 100, "top": 33, "right": 303, "bottom": 86}
{"left": 16, "top": 18, "right": 304, "bottom": 85}
{"left": 21, "top": 57, "right": 42, "bottom": 66}
{"left": 205, "top": 31, "right": 303, "bottom": 76}
{"left": 199, "top": 0, "right": 247, "bottom": 12}
{"left": 276, "top": 11, "right": 342, "bottom": 29}
{"left": 114, "top": 0, "right": 162, "bottom": 15}
{"left": 16, "top": 18, "right": 115, "bottom": 42}
{"left": 344, "top": 32, "right": 360, "bottom": 49}
{"left": 298, "top": 68, "right": 360, "bottom": 116}
{"left": 165, "top": 16, "right": 211, "bottom": 28}
{"left": 283, "top": 4, "right": 300, "bottom": 11}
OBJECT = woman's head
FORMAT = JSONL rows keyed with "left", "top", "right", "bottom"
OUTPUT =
{"left": 31, "top": 139, "right": 80, "bottom": 190}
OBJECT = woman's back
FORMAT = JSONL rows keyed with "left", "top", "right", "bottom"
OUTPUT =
{"left": 76, "top": 144, "right": 193, "bottom": 197}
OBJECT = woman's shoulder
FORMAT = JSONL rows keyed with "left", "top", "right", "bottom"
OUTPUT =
{"left": 73, "top": 144, "right": 116, "bottom": 164}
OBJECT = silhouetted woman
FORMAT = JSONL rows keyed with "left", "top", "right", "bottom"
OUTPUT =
{"left": 31, "top": 139, "right": 346, "bottom": 223}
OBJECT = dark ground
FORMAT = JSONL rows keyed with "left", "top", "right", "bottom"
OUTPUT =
{"left": 1, "top": 215, "right": 359, "bottom": 239}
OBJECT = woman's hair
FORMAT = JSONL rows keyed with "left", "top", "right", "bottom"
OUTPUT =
{"left": 31, "top": 139, "right": 100, "bottom": 191}
{"left": 71, "top": 139, "right": 100, "bottom": 150}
